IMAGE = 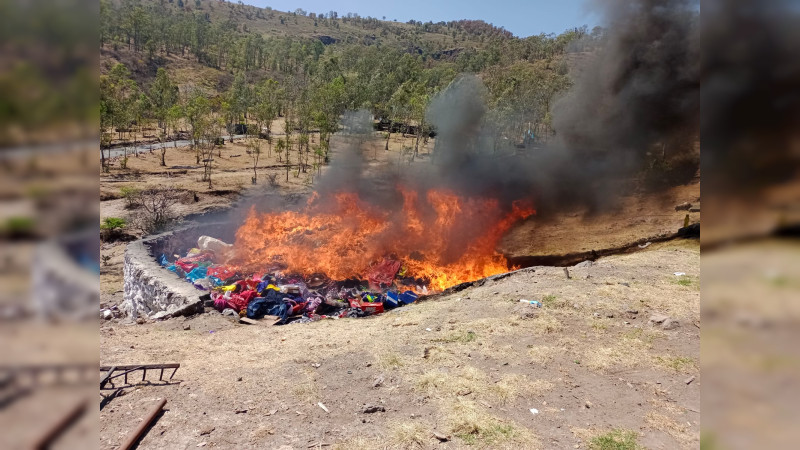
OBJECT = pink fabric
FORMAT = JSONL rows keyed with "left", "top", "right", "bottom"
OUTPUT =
{"left": 367, "top": 259, "right": 402, "bottom": 290}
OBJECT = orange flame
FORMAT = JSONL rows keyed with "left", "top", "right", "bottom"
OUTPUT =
{"left": 231, "top": 187, "right": 535, "bottom": 292}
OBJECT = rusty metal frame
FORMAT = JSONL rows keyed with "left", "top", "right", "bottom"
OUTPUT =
{"left": 100, "top": 363, "right": 180, "bottom": 390}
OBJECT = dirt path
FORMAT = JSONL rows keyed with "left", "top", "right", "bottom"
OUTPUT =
{"left": 100, "top": 241, "right": 699, "bottom": 449}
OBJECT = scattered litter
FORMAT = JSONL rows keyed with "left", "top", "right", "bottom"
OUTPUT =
{"left": 197, "top": 442, "right": 207, "bottom": 447}
{"left": 530, "top": 408, "right": 539, "bottom": 415}
{"left": 265, "top": 409, "right": 278, "bottom": 416}
{"left": 317, "top": 402, "right": 329, "bottom": 413}
{"left": 519, "top": 299, "right": 542, "bottom": 307}
{"left": 685, "top": 376, "right": 696, "bottom": 385}
{"left": 425, "top": 328, "right": 432, "bottom": 332}
{"left": 362, "top": 405, "right": 385, "bottom": 414}
{"left": 638, "top": 242, "right": 652, "bottom": 248}
{"left": 674, "top": 272, "right": 686, "bottom": 276}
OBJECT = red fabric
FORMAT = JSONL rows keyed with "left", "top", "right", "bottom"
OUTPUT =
{"left": 207, "top": 265, "right": 237, "bottom": 280}
{"left": 227, "top": 289, "right": 257, "bottom": 313}
{"left": 178, "top": 252, "right": 214, "bottom": 264}
{"left": 175, "top": 261, "right": 198, "bottom": 273}
{"left": 290, "top": 301, "right": 307, "bottom": 315}
{"left": 367, "top": 259, "right": 402, "bottom": 290}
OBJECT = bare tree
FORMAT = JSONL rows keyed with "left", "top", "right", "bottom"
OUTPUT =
{"left": 133, "top": 188, "right": 181, "bottom": 233}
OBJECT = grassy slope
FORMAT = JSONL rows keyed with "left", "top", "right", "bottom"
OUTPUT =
{"left": 103, "top": 0, "right": 494, "bottom": 92}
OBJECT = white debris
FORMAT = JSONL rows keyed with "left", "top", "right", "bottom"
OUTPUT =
{"left": 530, "top": 408, "right": 539, "bottom": 415}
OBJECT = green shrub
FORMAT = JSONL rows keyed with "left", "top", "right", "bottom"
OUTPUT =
{"left": 120, "top": 186, "right": 141, "bottom": 208}
{"left": 101, "top": 217, "right": 126, "bottom": 230}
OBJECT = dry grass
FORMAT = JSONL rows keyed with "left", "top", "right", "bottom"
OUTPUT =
{"left": 583, "top": 332, "right": 654, "bottom": 372}
{"left": 377, "top": 351, "right": 408, "bottom": 370}
{"left": 528, "top": 345, "right": 558, "bottom": 364}
{"left": 655, "top": 355, "right": 698, "bottom": 373}
{"left": 415, "top": 367, "right": 551, "bottom": 404}
{"left": 445, "top": 399, "right": 537, "bottom": 448}
{"left": 646, "top": 412, "right": 693, "bottom": 446}
{"left": 531, "top": 313, "right": 564, "bottom": 334}
{"left": 388, "top": 421, "right": 429, "bottom": 449}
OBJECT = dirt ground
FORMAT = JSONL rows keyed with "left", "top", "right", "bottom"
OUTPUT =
{"left": 100, "top": 240, "right": 699, "bottom": 449}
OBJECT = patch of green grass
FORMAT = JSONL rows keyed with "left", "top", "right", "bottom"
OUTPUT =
{"left": 656, "top": 355, "right": 696, "bottom": 372}
{"left": 673, "top": 275, "right": 700, "bottom": 290}
{"left": 455, "top": 423, "right": 517, "bottom": 446}
{"left": 589, "top": 429, "right": 642, "bottom": 450}
{"left": 437, "top": 330, "right": 477, "bottom": 344}
{"left": 541, "top": 294, "right": 558, "bottom": 306}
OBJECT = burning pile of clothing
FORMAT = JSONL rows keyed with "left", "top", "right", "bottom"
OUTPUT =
{"left": 160, "top": 236, "right": 422, "bottom": 324}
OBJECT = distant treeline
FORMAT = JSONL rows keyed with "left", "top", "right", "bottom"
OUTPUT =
{"left": 100, "top": 0, "right": 605, "bottom": 166}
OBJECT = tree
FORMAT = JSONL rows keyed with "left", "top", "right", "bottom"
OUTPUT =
{"left": 150, "top": 68, "right": 179, "bottom": 137}
{"left": 245, "top": 123, "right": 261, "bottom": 184}
{"left": 100, "top": 63, "right": 139, "bottom": 171}
{"left": 275, "top": 137, "right": 285, "bottom": 162}
{"left": 184, "top": 87, "right": 212, "bottom": 164}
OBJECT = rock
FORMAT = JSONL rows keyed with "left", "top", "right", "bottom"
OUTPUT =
{"left": 433, "top": 431, "right": 450, "bottom": 442}
{"left": 136, "top": 317, "right": 145, "bottom": 325}
{"left": 689, "top": 206, "right": 700, "bottom": 213}
{"left": 662, "top": 318, "right": 680, "bottom": 330}
{"left": 183, "top": 324, "right": 191, "bottom": 330}
{"left": 585, "top": 400, "right": 592, "bottom": 409}
{"left": 197, "top": 235, "right": 233, "bottom": 256}
{"left": 199, "top": 426, "right": 214, "bottom": 436}
{"left": 685, "top": 376, "right": 696, "bottom": 385}
{"left": 373, "top": 375, "right": 385, "bottom": 388}
{"left": 574, "top": 260, "right": 593, "bottom": 268}
{"left": 605, "top": 312, "right": 615, "bottom": 318}
{"left": 102, "top": 309, "right": 113, "bottom": 320}
{"left": 649, "top": 314, "right": 669, "bottom": 325}
{"left": 675, "top": 202, "right": 692, "bottom": 211}
{"left": 362, "top": 405, "right": 385, "bottom": 414}
{"left": 151, "top": 311, "right": 171, "bottom": 321}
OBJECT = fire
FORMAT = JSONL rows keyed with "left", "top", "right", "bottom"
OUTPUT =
{"left": 231, "top": 187, "right": 535, "bottom": 292}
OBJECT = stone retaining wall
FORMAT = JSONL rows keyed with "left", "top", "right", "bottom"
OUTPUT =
{"left": 121, "top": 223, "right": 234, "bottom": 319}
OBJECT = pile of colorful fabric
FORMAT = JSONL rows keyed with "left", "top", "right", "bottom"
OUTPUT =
{"left": 159, "top": 236, "right": 423, "bottom": 325}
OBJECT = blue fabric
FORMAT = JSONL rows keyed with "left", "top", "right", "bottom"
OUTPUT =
{"left": 159, "top": 254, "right": 170, "bottom": 267}
{"left": 384, "top": 291, "right": 400, "bottom": 308}
{"left": 399, "top": 290, "right": 418, "bottom": 304}
{"left": 209, "top": 276, "right": 223, "bottom": 286}
{"left": 185, "top": 266, "right": 208, "bottom": 282}
{"left": 167, "top": 264, "right": 177, "bottom": 272}
{"left": 246, "top": 290, "right": 293, "bottom": 323}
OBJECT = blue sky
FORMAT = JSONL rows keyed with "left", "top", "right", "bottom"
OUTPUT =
{"left": 245, "top": 0, "right": 600, "bottom": 37}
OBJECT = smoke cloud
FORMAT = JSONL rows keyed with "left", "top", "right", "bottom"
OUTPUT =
{"left": 242, "top": 0, "right": 702, "bottom": 252}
